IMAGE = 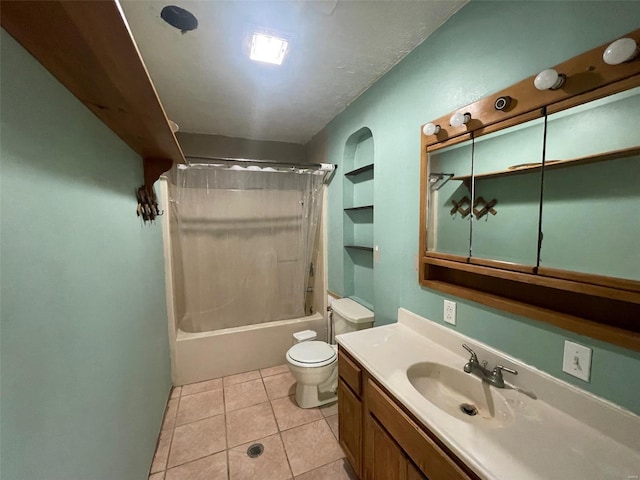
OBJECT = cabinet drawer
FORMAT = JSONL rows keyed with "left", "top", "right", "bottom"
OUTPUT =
{"left": 367, "top": 379, "right": 476, "bottom": 480}
{"left": 338, "top": 349, "right": 362, "bottom": 396}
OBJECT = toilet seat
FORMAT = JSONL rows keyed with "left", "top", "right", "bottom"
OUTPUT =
{"left": 286, "top": 341, "right": 336, "bottom": 368}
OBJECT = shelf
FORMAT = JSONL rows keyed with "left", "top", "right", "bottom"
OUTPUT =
{"left": 451, "top": 146, "right": 640, "bottom": 183}
{"left": 345, "top": 245, "right": 374, "bottom": 252}
{"left": 344, "top": 205, "right": 374, "bottom": 212}
{"left": 1, "top": 1, "right": 185, "bottom": 188}
{"left": 345, "top": 164, "right": 374, "bottom": 177}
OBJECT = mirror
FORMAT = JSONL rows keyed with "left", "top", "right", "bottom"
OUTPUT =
{"left": 419, "top": 30, "right": 640, "bottom": 351}
{"left": 427, "top": 138, "right": 473, "bottom": 257}
{"left": 540, "top": 86, "right": 640, "bottom": 281}
{"left": 470, "top": 118, "right": 545, "bottom": 267}
{"left": 425, "top": 87, "right": 640, "bottom": 279}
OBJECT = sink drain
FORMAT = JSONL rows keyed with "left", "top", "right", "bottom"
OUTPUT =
{"left": 459, "top": 403, "right": 478, "bottom": 416}
{"left": 247, "top": 443, "right": 264, "bottom": 458}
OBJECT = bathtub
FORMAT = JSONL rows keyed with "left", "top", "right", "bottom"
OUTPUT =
{"left": 173, "top": 312, "right": 326, "bottom": 385}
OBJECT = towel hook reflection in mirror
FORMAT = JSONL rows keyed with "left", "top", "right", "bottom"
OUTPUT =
{"left": 429, "top": 172, "right": 454, "bottom": 191}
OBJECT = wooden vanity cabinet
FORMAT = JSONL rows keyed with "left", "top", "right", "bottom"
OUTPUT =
{"left": 366, "top": 414, "right": 427, "bottom": 480}
{"left": 407, "top": 462, "right": 427, "bottom": 480}
{"left": 338, "top": 347, "right": 478, "bottom": 480}
{"left": 338, "top": 350, "right": 364, "bottom": 477}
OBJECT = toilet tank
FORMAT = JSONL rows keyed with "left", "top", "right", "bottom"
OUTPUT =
{"left": 332, "top": 298, "right": 374, "bottom": 336}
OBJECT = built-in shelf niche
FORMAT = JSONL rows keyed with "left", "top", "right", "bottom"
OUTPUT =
{"left": 344, "top": 245, "right": 374, "bottom": 252}
{"left": 344, "top": 205, "right": 374, "bottom": 211}
{"left": 345, "top": 163, "right": 374, "bottom": 177}
{"left": 343, "top": 128, "right": 375, "bottom": 309}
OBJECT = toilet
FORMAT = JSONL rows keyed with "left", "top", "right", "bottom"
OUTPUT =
{"left": 286, "top": 298, "right": 374, "bottom": 408}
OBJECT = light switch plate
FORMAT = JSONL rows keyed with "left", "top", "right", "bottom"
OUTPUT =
{"left": 444, "top": 300, "right": 456, "bottom": 325}
{"left": 562, "top": 340, "right": 592, "bottom": 382}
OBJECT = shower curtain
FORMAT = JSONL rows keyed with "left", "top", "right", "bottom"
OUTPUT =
{"left": 170, "top": 161, "right": 329, "bottom": 333}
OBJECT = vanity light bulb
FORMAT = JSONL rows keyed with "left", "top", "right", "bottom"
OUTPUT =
{"left": 534, "top": 69, "right": 566, "bottom": 91}
{"left": 422, "top": 123, "right": 440, "bottom": 136}
{"left": 450, "top": 112, "right": 470, "bottom": 128}
{"left": 603, "top": 38, "right": 639, "bottom": 65}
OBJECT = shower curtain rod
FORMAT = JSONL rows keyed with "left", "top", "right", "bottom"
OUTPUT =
{"left": 184, "top": 155, "right": 337, "bottom": 172}
{"left": 182, "top": 156, "right": 338, "bottom": 183}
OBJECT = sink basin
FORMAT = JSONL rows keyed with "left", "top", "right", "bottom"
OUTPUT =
{"left": 406, "top": 362, "right": 514, "bottom": 427}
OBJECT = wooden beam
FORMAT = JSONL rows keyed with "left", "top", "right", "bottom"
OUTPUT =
{"left": 1, "top": 0, "right": 184, "bottom": 186}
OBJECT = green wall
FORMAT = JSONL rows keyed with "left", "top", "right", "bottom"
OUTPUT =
{"left": 1, "top": 30, "right": 171, "bottom": 479}
{"left": 315, "top": 1, "right": 640, "bottom": 414}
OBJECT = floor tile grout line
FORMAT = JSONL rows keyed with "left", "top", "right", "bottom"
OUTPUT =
{"left": 295, "top": 456, "right": 350, "bottom": 479}
{"left": 164, "top": 387, "right": 227, "bottom": 472}
{"left": 287, "top": 418, "right": 347, "bottom": 478}
{"left": 149, "top": 390, "right": 172, "bottom": 477}
{"left": 178, "top": 385, "right": 223, "bottom": 399}
{"left": 162, "top": 392, "right": 181, "bottom": 474}
{"left": 162, "top": 452, "right": 229, "bottom": 478}
{"left": 173, "top": 409, "right": 226, "bottom": 429}
{"left": 222, "top": 370, "right": 263, "bottom": 389}
{"left": 259, "top": 364, "right": 290, "bottom": 379}
{"left": 325, "top": 415, "right": 340, "bottom": 442}
{"left": 271, "top": 395, "right": 324, "bottom": 433}
{"left": 279, "top": 430, "right": 297, "bottom": 479}
{"left": 174, "top": 389, "right": 225, "bottom": 427}
{"left": 222, "top": 381, "right": 231, "bottom": 479}
{"left": 266, "top": 387, "right": 296, "bottom": 479}
{"left": 164, "top": 446, "right": 229, "bottom": 472}
{"left": 226, "top": 400, "right": 280, "bottom": 450}
{"left": 179, "top": 369, "right": 269, "bottom": 397}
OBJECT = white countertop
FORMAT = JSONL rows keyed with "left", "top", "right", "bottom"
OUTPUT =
{"left": 336, "top": 308, "right": 640, "bottom": 480}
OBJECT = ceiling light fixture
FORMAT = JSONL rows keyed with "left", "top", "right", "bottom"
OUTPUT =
{"left": 603, "top": 37, "right": 639, "bottom": 65}
{"left": 534, "top": 69, "right": 566, "bottom": 91}
{"left": 250, "top": 33, "right": 289, "bottom": 65}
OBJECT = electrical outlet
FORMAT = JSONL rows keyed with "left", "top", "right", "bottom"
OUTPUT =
{"left": 562, "top": 340, "right": 592, "bottom": 382}
{"left": 444, "top": 300, "right": 456, "bottom": 325}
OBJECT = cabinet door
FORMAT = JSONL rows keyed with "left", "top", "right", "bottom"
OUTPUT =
{"left": 366, "top": 378, "right": 474, "bottom": 480}
{"left": 338, "top": 379, "right": 362, "bottom": 476}
{"left": 407, "top": 461, "right": 427, "bottom": 480}
{"left": 365, "top": 414, "right": 407, "bottom": 480}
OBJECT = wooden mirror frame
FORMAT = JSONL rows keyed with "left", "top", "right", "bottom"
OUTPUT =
{"left": 419, "top": 29, "right": 640, "bottom": 352}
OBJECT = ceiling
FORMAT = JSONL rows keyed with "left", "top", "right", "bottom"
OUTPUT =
{"left": 120, "top": 0, "right": 467, "bottom": 144}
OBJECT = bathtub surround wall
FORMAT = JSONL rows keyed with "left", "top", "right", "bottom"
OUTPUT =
{"left": 309, "top": 2, "right": 640, "bottom": 414}
{"left": 0, "top": 29, "right": 171, "bottom": 480}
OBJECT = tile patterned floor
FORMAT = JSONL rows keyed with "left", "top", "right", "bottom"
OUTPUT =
{"left": 149, "top": 365, "right": 357, "bottom": 480}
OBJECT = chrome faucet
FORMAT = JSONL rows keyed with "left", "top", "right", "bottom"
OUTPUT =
{"left": 462, "top": 344, "right": 518, "bottom": 388}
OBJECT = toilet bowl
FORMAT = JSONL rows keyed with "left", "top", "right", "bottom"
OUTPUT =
{"left": 286, "top": 298, "right": 374, "bottom": 408}
{"left": 286, "top": 341, "right": 338, "bottom": 408}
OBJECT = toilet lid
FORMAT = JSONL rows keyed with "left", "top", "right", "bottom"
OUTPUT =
{"left": 288, "top": 341, "right": 336, "bottom": 365}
